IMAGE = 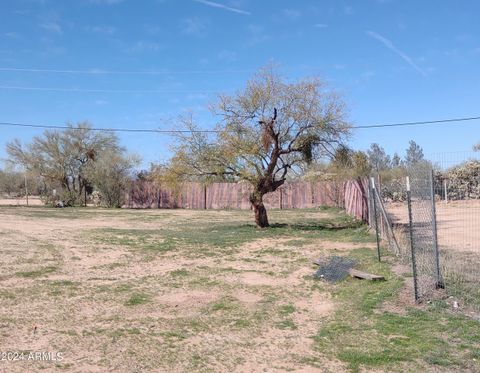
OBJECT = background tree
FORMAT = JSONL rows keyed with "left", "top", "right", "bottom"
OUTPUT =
{"left": 0, "top": 167, "right": 24, "bottom": 196}
{"left": 168, "top": 68, "right": 351, "bottom": 227}
{"left": 6, "top": 123, "right": 124, "bottom": 206}
{"left": 0, "top": 160, "right": 47, "bottom": 198}
{"left": 405, "top": 140, "right": 424, "bottom": 167}
{"left": 391, "top": 152, "right": 402, "bottom": 168}
{"left": 367, "top": 143, "right": 391, "bottom": 173}
{"left": 85, "top": 150, "right": 139, "bottom": 207}
{"left": 327, "top": 146, "right": 371, "bottom": 178}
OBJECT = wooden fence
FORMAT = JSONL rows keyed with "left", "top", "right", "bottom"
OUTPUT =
{"left": 125, "top": 178, "right": 369, "bottom": 222}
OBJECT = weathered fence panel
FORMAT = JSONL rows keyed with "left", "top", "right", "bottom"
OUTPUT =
{"left": 125, "top": 178, "right": 369, "bottom": 222}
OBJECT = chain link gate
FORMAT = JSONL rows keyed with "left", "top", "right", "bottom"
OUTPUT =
{"left": 369, "top": 168, "right": 443, "bottom": 302}
{"left": 406, "top": 169, "right": 444, "bottom": 301}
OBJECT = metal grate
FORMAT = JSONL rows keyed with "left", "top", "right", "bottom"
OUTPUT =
{"left": 314, "top": 256, "right": 357, "bottom": 283}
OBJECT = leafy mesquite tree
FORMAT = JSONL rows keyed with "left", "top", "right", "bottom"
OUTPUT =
{"left": 6, "top": 123, "right": 124, "bottom": 205}
{"left": 85, "top": 150, "right": 139, "bottom": 207}
{"left": 168, "top": 68, "right": 351, "bottom": 227}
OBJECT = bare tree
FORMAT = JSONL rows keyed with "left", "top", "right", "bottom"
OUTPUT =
{"left": 168, "top": 68, "right": 351, "bottom": 227}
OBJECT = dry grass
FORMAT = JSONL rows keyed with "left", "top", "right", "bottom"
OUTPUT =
{"left": 0, "top": 206, "right": 370, "bottom": 372}
{"left": 0, "top": 206, "right": 478, "bottom": 372}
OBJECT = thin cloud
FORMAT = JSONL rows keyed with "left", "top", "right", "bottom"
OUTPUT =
{"left": 40, "top": 21, "right": 62, "bottom": 34}
{"left": 85, "top": 25, "right": 116, "bottom": 35}
{"left": 127, "top": 40, "right": 163, "bottom": 53}
{"left": 366, "top": 30, "right": 426, "bottom": 76}
{"left": 282, "top": 9, "right": 302, "bottom": 21}
{"left": 193, "top": 0, "right": 250, "bottom": 15}
{"left": 4, "top": 32, "right": 20, "bottom": 38}
{"left": 245, "top": 24, "right": 270, "bottom": 46}
{"left": 217, "top": 49, "right": 237, "bottom": 62}
{"left": 313, "top": 23, "right": 328, "bottom": 28}
{"left": 88, "top": 0, "right": 124, "bottom": 4}
{"left": 181, "top": 17, "right": 209, "bottom": 36}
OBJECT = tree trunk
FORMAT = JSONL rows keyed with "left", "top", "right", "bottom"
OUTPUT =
{"left": 250, "top": 193, "right": 269, "bottom": 228}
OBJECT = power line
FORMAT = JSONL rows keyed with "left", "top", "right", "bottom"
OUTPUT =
{"left": 0, "top": 115, "right": 479, "bottom": 134}
{"left": 0, "top": 67, "right": 256, "bottom": 75}
{"left": 355, "top": 116, "right": 480, "bottom": 129}
{"left": 0, "top": 122, "right": 220, "bottom": 133}
{"left": 0, "top": 85, "right": 216, "bottom": 94}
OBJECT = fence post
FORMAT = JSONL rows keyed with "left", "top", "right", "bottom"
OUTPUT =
{"left": 430, "top": 170, "right": 444, "bottom": 289}
{"left": 367, "top": 178, "right": 373, "bottom": 228}
{"left": 371, "top": 177, "right": 381, "bottom": 262}
{"left": 444, "top": 179, "right": 448, "bottom": 204}
{"left": 24, "top": 172, "right": 29, "bottom": 206}
{"left": 406, "top": 176, "right": 420, "bottom": 302}
{"left": 202, "top": 185, "right": 207, "bottom": 209}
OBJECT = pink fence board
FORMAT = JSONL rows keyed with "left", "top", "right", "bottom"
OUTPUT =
{"left": 126, "top": 178, "right": 369, "bottom": 222}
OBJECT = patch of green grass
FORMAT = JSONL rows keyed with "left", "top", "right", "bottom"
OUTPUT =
{"left": 47, "top": 280, "right": 78, "bottom": 296}
{"left": 278, "top": 304, "right": 296, "bottom": 315}
{"left": 125, "top": 292, "right": 151, "bottom": 306}
{"left": 87, "top": 208, "right": 373, "bottom": 258}
{"left": 161, "top": 330, "right": 188, "bottom": 341}
{"left": 15, "top": 266, "right": 57, "bottom": 278}
{"left": 114, "top": 283, "right": 133, "bottom": 293}
{"left": 58, "top": 330, "right": 78, "bottom": 337}
{"left": 211, "top": 297, "right": 236, "bottom": 312}
{"left": 110, "top": 328, "right": 142, "bottom": 337}
{"left": 50, "top": 280, "right": 76, "bottom": 286}
{"left": 169, "top": 269, "right": 189, "bottom": 277}
{"left": 275, "top": 318, "right": 297, "bottom": 330}
{"left": 312, "top": 248, "right": 480, "bottom": 372}
{"left": 233, "top": 319, "right": 251, "bottom": 328}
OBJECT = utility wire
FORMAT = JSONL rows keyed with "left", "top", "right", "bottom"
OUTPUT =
{"left": 355, "top": 116, "right": 480, "bottom": 129}
{"left": 0, "top": 67, "right": 256, "bottom": 75}
{"left": 0, "top": 122, "right": 218, "bottom": 133}
{"left": 0, "top": 116, "right": 479, "bottom": 134}
{"left": 0, "top": 85, "right": 216, "bottom": 94}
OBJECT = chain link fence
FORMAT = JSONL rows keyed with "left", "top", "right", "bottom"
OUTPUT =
{"left": 406, "top": 167, "right": 443, "bottom": 300}
{"left": 369, "top": 170, "right": 442, "bottom": 301}
{"left": 432, "top": 153, "right": 480, "bottom": 309}
{"left": 368, "top": 153, "right": 480, "bottom": 309}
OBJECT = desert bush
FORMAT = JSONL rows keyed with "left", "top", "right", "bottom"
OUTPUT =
{"left": 443, "top": 161, "right": 480, "bottom": 200}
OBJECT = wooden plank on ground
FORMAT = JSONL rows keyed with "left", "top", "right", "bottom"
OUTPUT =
{"left": 348, "top": 269, "right": 385, "bottom": 281}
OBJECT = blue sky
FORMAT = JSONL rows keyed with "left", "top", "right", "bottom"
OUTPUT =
{"left": 1, "top": 0, "right": 480, "bottom": 168}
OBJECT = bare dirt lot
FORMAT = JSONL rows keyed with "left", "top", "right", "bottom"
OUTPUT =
{"left": 0, "top": 206, "right": 479, "bottom": 372}
{"left": 385, "top": 199, "right": 480, "bottom": 253}
{"left": 0, "top": 197, "right": 43, "bottom": 206}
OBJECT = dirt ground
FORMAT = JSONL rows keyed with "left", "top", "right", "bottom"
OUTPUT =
{"left": 0, "top": 206, "right": 374, "bottom": 373}
{"left": 1, "top": 206, "right": 479, "bottom": 372}
{"left": 385, "top": 199, "right": 480, "bottom": 253}
{"left": 0, "top": 196, "right": 43, "bottom": 206}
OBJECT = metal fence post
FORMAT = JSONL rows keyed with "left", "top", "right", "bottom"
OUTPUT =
{"left": 203, "top": 185, "right": 207, "bottom": 210}
{"left": 444, "top": 179, "right": 448, "bottom": 204}
{"left": 406, "top": 176, "right": 420, "bottom": 301}
{"left": 430, "top": 170, "right": 444, "bottom": 289}
{"left": 371, "top": 177, "right": 381, "bottom": 262}
{"left": 367, "top": 178, "right": 372, "bottom": 228}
